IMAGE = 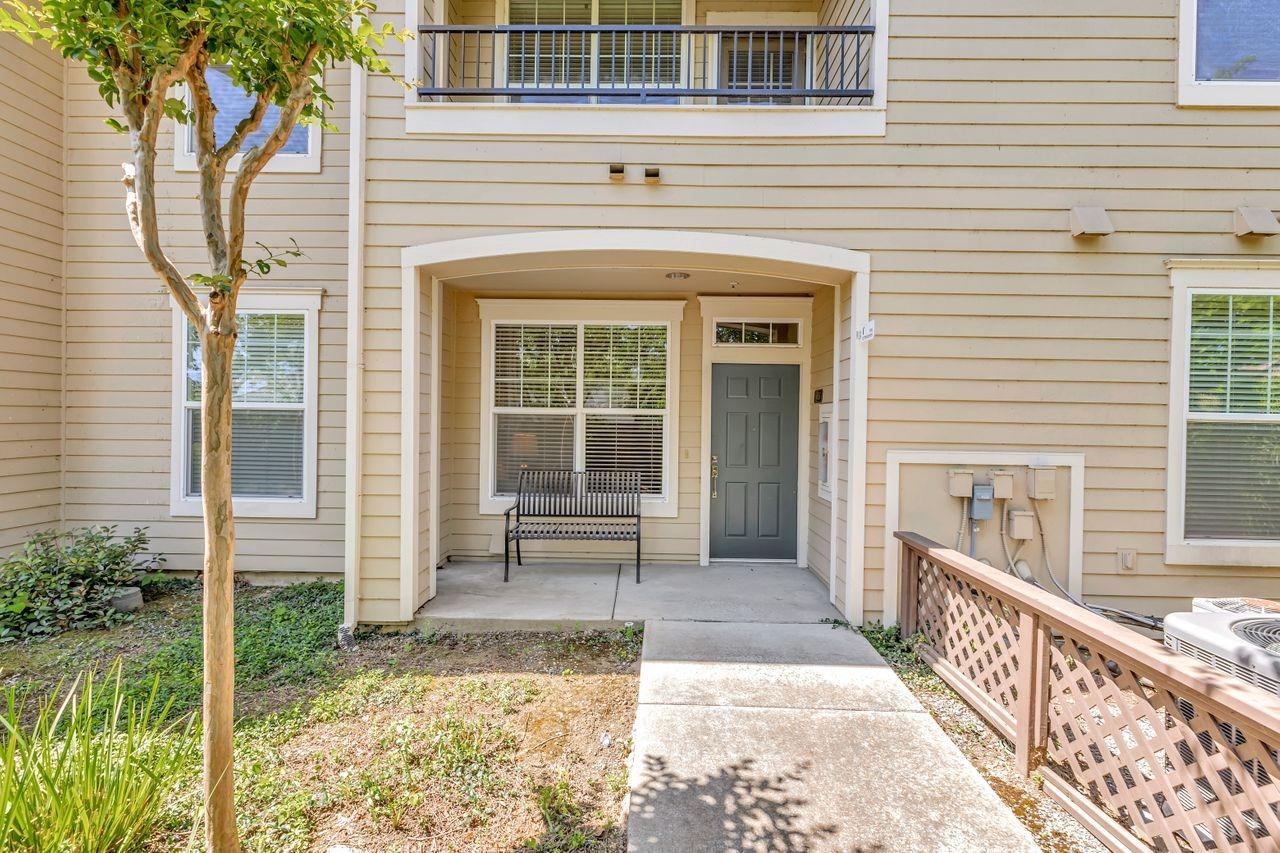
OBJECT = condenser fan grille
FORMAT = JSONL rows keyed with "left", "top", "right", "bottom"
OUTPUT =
{"left": 1232, "top": 618, "right": 1280, "bottom": 655}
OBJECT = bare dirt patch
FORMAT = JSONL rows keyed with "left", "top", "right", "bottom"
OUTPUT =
{"left": 3, "top": 585, "right": 640, "bottom": 852}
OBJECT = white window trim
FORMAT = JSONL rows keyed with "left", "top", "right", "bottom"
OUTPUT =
{"left": 172, "top": 82, "right": 323, "bottom": 173}
{"left": 817, "top": 402, "right": 833, "bottom": 502}
{"left": 476, "top": 298, "right": 685, "bottom": 518}
{"left": 1177, "top": 0, "right": 1280, "bottom": 107}
{"left": 1166, "top": 259, "right": 1280, "bottom": 565}
{"left": 169, "top": 287, "right": 323, "bottom": 518}
{"left": 404, "top": 0, "right": 888, "bottom": 137}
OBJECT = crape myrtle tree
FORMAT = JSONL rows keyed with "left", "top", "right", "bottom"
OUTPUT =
{"left": 0, "top": 1, "right": 403, "bottom": 848}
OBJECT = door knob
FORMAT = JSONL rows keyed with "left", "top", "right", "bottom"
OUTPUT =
{"left": 710, "top": 454, "right": 719, "bottom": 498}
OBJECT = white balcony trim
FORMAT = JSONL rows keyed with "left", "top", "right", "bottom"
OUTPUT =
{"left": 405, "top": 101, "right": 886, "bottom": 138}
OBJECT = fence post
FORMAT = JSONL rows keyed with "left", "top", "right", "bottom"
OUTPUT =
{"left": 1013, "top": 610, "right": 1051, "bottom": 776}
{"left": 898, "top": 541, "right": 919, "bottom": 636}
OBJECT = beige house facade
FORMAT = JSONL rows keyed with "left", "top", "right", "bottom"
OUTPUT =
{"left": 3, "top": 0, "right": 1280, "bottom": 628}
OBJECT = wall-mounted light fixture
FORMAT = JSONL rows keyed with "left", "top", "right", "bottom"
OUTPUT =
{"left": 1069, "top": 205, "right": 1115, "bottom": 237}
{"left": 1235, "top": 206, "right": 1280, "bottom": 237}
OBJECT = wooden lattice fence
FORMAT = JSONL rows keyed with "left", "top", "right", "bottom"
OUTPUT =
{"left": 896, "top": 531, "right": 1280, "bottom": 853}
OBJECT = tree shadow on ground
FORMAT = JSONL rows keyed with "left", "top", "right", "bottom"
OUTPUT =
{"left": 626, "top": 754, "right": 881, "bottom": 853}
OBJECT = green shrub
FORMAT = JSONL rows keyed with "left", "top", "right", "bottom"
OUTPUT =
{"left": 0, "top": 663, "right": 199, "bottom": 852}
{"left": 0, "top": 526, "right": 162, "bottom": 642}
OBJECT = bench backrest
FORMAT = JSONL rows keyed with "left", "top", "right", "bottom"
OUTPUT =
{"left": 515, "top": 470, "right": 641, "bottom": 518}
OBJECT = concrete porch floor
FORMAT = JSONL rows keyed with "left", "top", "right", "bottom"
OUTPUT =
{"left": 414, "top": 561, "right": 844, "bottom": 631}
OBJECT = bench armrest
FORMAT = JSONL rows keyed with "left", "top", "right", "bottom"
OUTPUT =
{"left": 504, "top": 503, "right": 518, "bottom": 534}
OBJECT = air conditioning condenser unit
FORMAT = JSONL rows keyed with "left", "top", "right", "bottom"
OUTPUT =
{"left": 1164, "top": 612, "right": 1280, "bottom": 697}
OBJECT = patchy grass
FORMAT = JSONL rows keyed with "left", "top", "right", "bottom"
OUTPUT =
{"left": 858, "top": 622, "right": 1104, "bottom": 853}
{"left": 2, "top": 583, "right": 640, "bottom": 852}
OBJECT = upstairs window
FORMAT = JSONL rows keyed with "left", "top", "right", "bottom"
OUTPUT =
{"left": 1179, "top": 0, "right": 1280, "bottom": 105}
{"left": 505, "top": 0, "right": 683, "bottom": 100}
{"left": 174, "top": 67, "right": 321, "bottom": 172}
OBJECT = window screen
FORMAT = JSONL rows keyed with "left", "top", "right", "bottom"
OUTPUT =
{"left": 1184, "top": 293, "right": 1280, "bottom": 540}
{"left": 189, "top": 67, "right": 310, "bottom": 155}
{"left": 1195, "top": 0, "right": 1280, "bottom": 82}
{"left": 183, "top": 312, "right": 307, "bottom": 499}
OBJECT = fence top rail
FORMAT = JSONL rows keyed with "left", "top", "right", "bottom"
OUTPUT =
{"left": 418, "top": 23, "right": 875, "bottom": 34}
{"left": 894, "top": 530, "right": 1280, "bottom": 738}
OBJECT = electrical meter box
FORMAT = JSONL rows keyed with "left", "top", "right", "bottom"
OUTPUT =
{"left": 947, "top": 469, "right": 974, "bottom": 498}
{"left": 1007, "top": 509, "right": 1035, "bottom": 540}
{"left": 991, "top": 470, "right": 1015, "bottom": 500}
{"left": 1028, "top": 466, "right": 1056, "bottom": 501}
{"left": 970, "top": 484, "right": 995, "bottom": 520}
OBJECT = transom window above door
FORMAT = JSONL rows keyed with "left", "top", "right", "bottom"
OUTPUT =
{"left": 477, "top": 300, "right": 684, "bottom": 517}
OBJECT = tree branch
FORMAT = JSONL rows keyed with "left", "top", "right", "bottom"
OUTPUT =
{"left": 214, "top": 86, "right": 274, "bottom": 165}
{"left": 120, "top": 36, "right": 207, "bottom": 329}
{"left": 226, "top": 46, "right": 319, "bottom": 289}
{"left": 185, "top": 55, "right": 231, "bottom": 279}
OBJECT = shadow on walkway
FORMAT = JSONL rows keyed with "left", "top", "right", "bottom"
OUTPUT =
{"left": 628, "top": 754, "right": 875, "bottom": 852}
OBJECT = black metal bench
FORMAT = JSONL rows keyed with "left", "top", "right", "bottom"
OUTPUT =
{"left": 503, "top": 470, "right": 642, "bottom": 583}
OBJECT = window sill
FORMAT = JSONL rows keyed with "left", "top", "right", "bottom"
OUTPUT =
{"left": 1178, "top": 81, "right": 1280, "bottom": 108}
{"left": 170, "top": 497, "right": 318, "bottom": 519}
{"left": 405, "top": 102, "right": 887, "bottom": 138}
{"left": 1166, "top": 538, "right": 1280, "bottom": 568}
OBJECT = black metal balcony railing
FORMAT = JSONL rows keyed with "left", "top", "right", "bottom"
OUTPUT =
{"left": 417, "top": 24, "right": 875, "bottom": 103}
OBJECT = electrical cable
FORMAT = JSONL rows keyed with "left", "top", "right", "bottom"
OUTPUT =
{"left": 955, "top": 496, "right": 969, "bottom": 553}
{"left": 1031, "top": 498, "right": 1163, "bottom": 631}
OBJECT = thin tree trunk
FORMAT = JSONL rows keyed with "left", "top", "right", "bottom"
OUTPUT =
{"left": 200, "top": 323, "right": 240, "bottom": 853}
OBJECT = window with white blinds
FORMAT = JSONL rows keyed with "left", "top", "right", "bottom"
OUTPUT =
{"left": 489, "top": 319, "right": 672, "bottom": 500}
{"left": 173, "top": 296, "right": 319, "bottom": 519}
{"left": 506, "top": 0, "right": 683, "bottom": 92}
{"left": 1184, "top": 292, "right": 1280, "bottom": 540}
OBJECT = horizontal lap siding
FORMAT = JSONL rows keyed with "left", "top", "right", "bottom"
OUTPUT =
{"left": 366, "top": 0, "right": 1280, "bottom": 621}
{"left": 61, "top": 64, "right": 350, "bottom": 582}
{"left": 0, "top": 35, "right": 63, "bottom": 553}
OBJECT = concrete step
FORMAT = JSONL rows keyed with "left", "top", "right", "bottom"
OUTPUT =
{"left": 627, "top": 621, "right": 1040, "bottom": 853}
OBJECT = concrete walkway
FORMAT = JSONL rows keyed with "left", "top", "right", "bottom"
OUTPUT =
{"left": 627, "top": 621, "right": 1040, "bottom": 853}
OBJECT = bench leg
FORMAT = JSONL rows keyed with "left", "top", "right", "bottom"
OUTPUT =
{"left": 516, "top": 536, "right": 523, "bottom": 566}
{"left": 504, "top": 535, "right": 511, "bottom": 582}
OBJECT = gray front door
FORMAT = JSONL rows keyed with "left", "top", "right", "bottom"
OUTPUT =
{"left": 709, "top": 363, "right": 800, "bottom": 559}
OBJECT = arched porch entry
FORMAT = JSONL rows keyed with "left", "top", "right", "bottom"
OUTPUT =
{"left": 388, "top": 230, "right": 871, "bottom": 625}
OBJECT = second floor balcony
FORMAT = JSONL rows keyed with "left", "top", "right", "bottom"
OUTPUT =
{"left": 417, "top": 23, "right": 875, "bottom": 105}
{"left": 405, "top": 0, "right": 885, "bottom": 136}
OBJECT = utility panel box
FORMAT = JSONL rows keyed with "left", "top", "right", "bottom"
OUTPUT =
{"left": 947, "top": 469, "right": 974, "bottom": 498}
{"left": 1028, "top": 466, "right": 1057, "bottom": 501}
{"left": 970, "top": 484, "right": 995, "bottom": 520}
{"left": 991, "top": 470, "right": 1015, "bottom": 500}
{"left": 1008, "top": 509, "right": 1035, "bottom": 541}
